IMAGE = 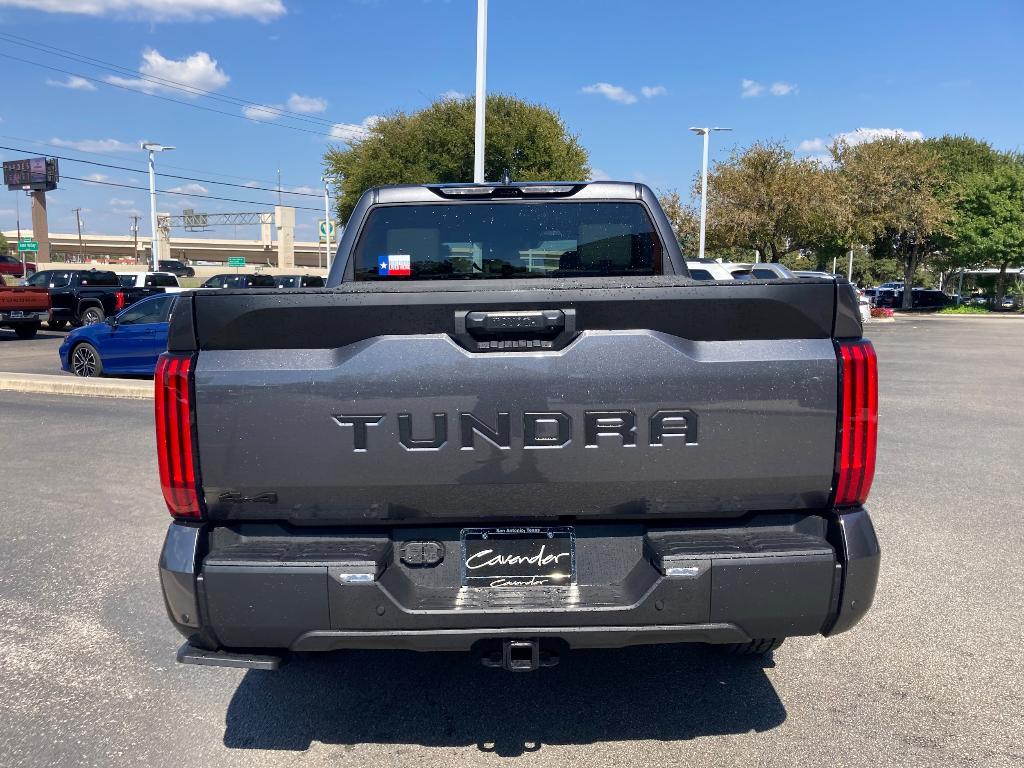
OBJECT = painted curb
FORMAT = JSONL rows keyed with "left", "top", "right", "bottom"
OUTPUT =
{"left": 0, "top": 372, "right": 153, "bottom": 400}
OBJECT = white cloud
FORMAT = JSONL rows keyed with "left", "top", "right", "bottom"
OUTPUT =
{"left": 589, "top": 168, "right": 611, "bottom": 181}
{"left": 106, "top": 49, "right": 229, "bottom": 97}
{"left": 166, "top": 182, "right": 208, "bottom": 195}
{"left": 242, "top": 180, "right": 261, "bottom": 188}
{"left": 242, "top": 104, "right": 283, "bottom": 121}
{"left": 329, "top": 115, "right": 381, "bottom": 142}
{"left": 440, "top": 89, "right": 466, "bottom": 101}
{"left": 45, "top": 75, "right": 97, "bottom": 91}
{"left": 807, "top": 154, "right": 836, "bottom": 167}
{"left": 0, "top": 0, "right": 286, "bottom": 22}
{"left": 84, "top": 173, "right": 109, "bottom": 182}
{"left": 741, "top": 79, "right": 764, "bottom": 98}
{"left": 834, "top": 127, "right": 924, "bottom": 146}
{"left": 110, "top": 198, "right": 135, "bottom": 206}
{"left": 243, "top": 93, "right": 328, "bottom": 122}
{"left": 49, "top": 137, "right": 136, "bottom": 152}
{"left": 770, "top": 81, "right": 797, "bottom": 96}
{"left": 286, "top": 93, "right": 326, "bottom": 113}
{"left": 797, "top": 138, "right": 827, "bottom": 153}
{"left": 290, "top": 185, "right": 318, "bottom": 195}
{"left": 640, "top": 85, "right": 667, "bottom": 98}
{"left": 796, "top": 128, "right": 925, "bottom": 156}
{"left": 112, "top": 207, "right": 143, "bottom": 215}
{"left": 581, "top": 82, "right": 637, "bottom": 105}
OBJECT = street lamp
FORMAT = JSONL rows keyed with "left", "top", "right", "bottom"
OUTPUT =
{"left": 688, "top": 127, "right": 731, "bottom": 261}
{"left": 473, "top": 0, "right": 488, "bottom": 183}
{"left": 141, "top": 142, "right": 175, "bottom": 272}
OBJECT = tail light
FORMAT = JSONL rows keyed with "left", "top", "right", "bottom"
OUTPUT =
{"left": 114, "top": 290, "right": 126, "bottom": 311}
{"left": 155, "top": 353, "right": 204, "bottom": 519}
{"left": 833, "top": 339, "right": 878, "bottom": 507}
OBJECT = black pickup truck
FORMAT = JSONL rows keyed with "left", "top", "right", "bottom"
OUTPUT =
{"left": 157, "top": 181, "right": 880, "bottom": 672}
{"left": 25, "top": 268, "right": 147, "bottom": 328}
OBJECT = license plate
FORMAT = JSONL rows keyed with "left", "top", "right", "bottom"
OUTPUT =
{"left": 461, "top": 527, "right": 575, "bottom": 588}
{"left": 10, "top": 311, "right": 24, "bottom": 318}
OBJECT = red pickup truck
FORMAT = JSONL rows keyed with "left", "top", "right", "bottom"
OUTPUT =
{"left": 0, "top": 277, "right": 51, "bottom": 339}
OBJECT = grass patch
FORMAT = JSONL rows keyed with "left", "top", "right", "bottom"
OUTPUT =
{"left": 178, "top": 278, "right": 202, "bottom": 289}
{"left": 939, "top": 305, "right": 991, "bottom": 314}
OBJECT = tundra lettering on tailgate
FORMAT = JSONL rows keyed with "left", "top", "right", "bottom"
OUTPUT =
{"left": 331, "top": 409, "right": 698, "bottom": 452}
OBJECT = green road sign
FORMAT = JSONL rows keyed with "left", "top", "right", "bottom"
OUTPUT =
{"left": 227, "top": 256, "right": 246, "bottom": 267}
{"left": 17, "top": 240, "right": 39, "bottom": 252}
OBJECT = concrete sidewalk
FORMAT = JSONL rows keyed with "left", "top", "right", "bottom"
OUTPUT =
{"left": 0, "top": 371, "right": 152, "bottom": 399}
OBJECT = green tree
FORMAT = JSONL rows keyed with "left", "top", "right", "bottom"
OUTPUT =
{"left": 949, "top": 157, "right": 1024, "bottom": 305}
{"left": 701, "top": 141, "right": 845, "bottom": 262}
{"left": 0, "top": 231, "right": 8, "bottom": 257}
{"left": 927, "top": 136, "right": 1001, "bottom": 282}
{"left": 657, "top": 189, "right": 699, "bottom": 253}
{"left": 325, "top": 94, "right": 590, "bottom": 221}
{"left": 834, "top": 137, "right": 947, "bottom": 308}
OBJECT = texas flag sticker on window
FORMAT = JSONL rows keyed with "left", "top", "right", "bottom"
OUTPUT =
{"left": 378, "top": 254, "right": 411, "bottom": 277}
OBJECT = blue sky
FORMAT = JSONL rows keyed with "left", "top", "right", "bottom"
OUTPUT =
{"left": 0, "top": 0, "right": 1021, "bottom": 242}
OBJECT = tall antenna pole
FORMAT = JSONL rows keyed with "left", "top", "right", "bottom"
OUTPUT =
{"left": 473, "top": 0, "right": 488, "bottom": 183}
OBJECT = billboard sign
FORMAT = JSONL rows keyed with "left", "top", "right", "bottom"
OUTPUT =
{"left": 3, "top": 157, "right": 59, "bottom": 191}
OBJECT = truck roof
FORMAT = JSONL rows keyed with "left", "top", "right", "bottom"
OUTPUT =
{"left": 369, "top": 180, "right": 647, "bottom": 205}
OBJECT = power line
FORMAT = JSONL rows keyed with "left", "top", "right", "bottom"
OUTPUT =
{"left": 0, "top": 51, "right": 370, "bottom": 140}
{"left": 0, "top": 30, "right": 349, "bottom": 130}
{"left": 61, "top": 174, "right": 323, "bottom": 211}
{"left": 0, "top": 142, "right": 321, "bottom": 198}
{"left": 0, "top": 133, "right": 293, "bottom": 188}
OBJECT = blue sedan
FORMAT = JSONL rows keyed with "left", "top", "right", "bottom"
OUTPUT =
{"left": 60, "top": 293, "right": 176, "bottom": 377}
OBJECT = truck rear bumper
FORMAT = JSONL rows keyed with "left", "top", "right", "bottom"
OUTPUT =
{"left": 159, "top": 509, "right": 880, "bottom": 658}
{"left": 0, "top": 310, "right": 48, "bottom": 323}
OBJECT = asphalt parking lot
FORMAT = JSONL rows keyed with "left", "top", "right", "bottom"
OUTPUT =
{"left": 0, "top": 327, "right": 68, "bottom": 375}
{"left": 0, "top": 316, "right": 1021, "bottom": 767}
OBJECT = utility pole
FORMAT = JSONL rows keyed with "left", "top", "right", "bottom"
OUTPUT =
{"left": 15, "top": 191, "right": 25, "bottom": 276}
{"left": 473, "top": 0, "right": 488, "bottom": 183}
{"left": 277, "top": 169, "right": 282, "bottom": 206}
{"left": 688, "top": 127, "right": 732, "bottom": 261}
{"left": 130, "top": 215, "right": 140, "bottom": 263}
{"left": 72, "top": 207, "right": 84, "bottom": 261}
{"left": 142, "top": 142, "right": 175, "bottom": 271}
{"left": 322, "top": 175, "right": 332, "bottom": 272}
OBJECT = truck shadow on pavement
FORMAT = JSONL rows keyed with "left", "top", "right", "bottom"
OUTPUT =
{"left": 222, "top": 644, "right": 786, "bottom": 756}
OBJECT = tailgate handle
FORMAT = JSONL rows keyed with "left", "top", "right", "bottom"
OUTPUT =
{"left": 466, "top": 310, "right": 564, "bottom": 334}
{"left": 453, "top": 309, "right": 577, "bottom": 352}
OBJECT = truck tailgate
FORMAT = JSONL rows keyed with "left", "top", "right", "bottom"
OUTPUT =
{"left": 0, "top": 286, "right": 50, "bottom": 312}
{"left": 183, "top": 279, "right": 843, "bottom": 523}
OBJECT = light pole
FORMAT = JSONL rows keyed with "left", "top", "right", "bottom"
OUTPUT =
{"left": 321, "top": 175, "right": 333, "bottom": 272}
{"left": 473, "top": 0, "right": 488, "bottom": 183}
{"left": 689, "top": 127, "right": 731, "bottom": 261}
{"left": 141, "top": 142, "right": 174, "bottom": 272}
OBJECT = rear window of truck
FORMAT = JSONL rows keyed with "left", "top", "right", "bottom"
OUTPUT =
{"left": 352, "top": 202, "right": 664, "bottom": 280}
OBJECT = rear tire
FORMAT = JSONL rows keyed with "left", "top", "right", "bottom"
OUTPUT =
{"left": 14, "top": 323, "right": 40, "bottom": 339}
{"left": 80, "top": 306, "right": 105, "bottom": 325}
{"left": 720, "top": 638, "right": 784, "bottom": 656}
{"left": 70, "top": 342, "right": 103, "bottom": 377}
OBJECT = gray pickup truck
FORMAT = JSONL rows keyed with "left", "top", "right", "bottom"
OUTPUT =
{"left": 157, "top": 181, "right": 880, "bottom": 672}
